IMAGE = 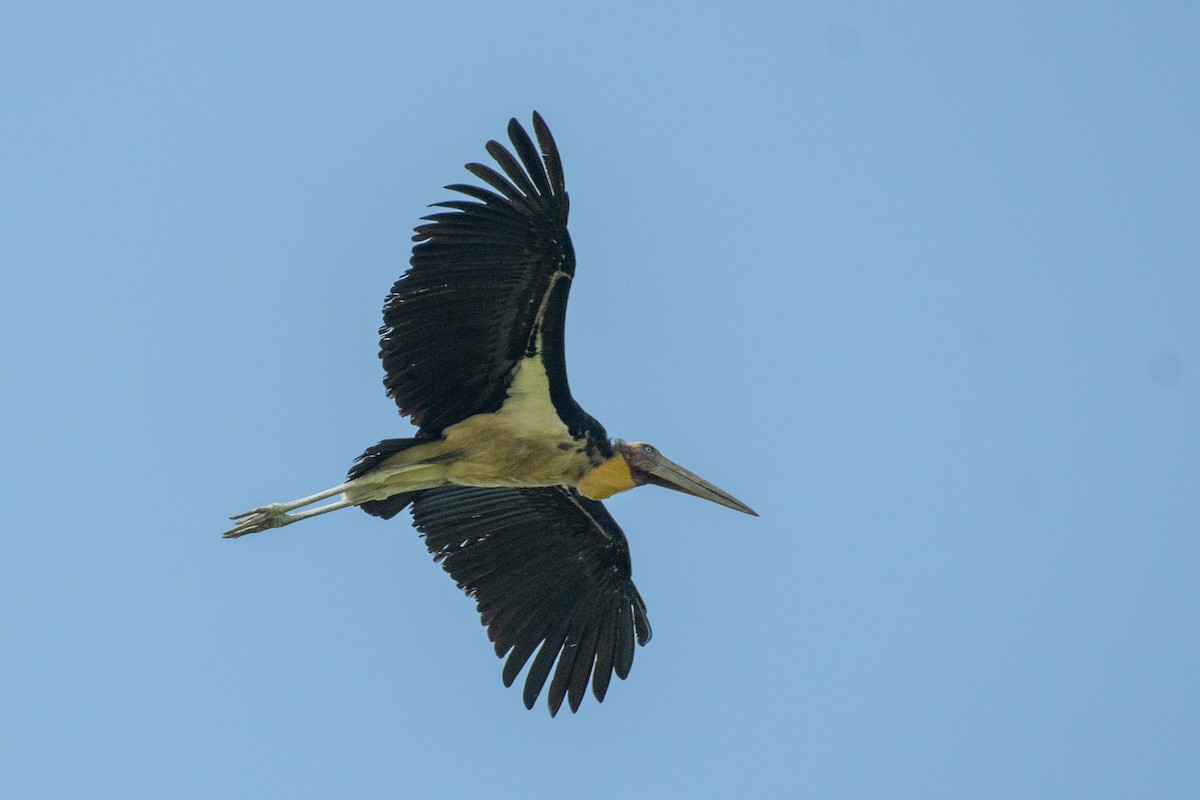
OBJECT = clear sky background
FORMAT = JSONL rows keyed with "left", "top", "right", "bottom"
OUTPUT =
{"left": 3, "top": 2, "right": 1197, "bottom": 797}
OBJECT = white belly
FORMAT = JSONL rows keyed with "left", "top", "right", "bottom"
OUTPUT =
{"left": 350, "top": 355, "right": 594, "bottom": 503}
{"left": 441, "top": 355, "right": 591, "bottom": 486}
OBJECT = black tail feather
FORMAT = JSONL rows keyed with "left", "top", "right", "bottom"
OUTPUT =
{"left": 360, "top": 493, "right": 419, "bottom": 520}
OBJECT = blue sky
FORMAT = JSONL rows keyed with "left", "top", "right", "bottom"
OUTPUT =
{"left": 3, "top": 2, "right": 1197, "bottom": 797}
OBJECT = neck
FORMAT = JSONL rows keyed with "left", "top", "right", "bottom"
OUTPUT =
{"left": 576, "top": 455, "right": 635, "bottom": 500}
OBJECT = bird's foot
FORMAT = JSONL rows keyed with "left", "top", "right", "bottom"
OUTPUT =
{"left": 223, "top": 503, "right": 294, "bottom": 538}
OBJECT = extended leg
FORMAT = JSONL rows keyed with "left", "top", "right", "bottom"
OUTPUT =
{"left": 222, "top": 481, "right": 355, "bottom": 538}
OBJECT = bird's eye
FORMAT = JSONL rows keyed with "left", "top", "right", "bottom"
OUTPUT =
{"left": 642, "top": 444, "right": 655, "bottom": 454}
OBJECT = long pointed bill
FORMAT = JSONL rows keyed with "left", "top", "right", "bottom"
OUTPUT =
{"left": 644, "top": 454, "right": 758, "bottom": 516}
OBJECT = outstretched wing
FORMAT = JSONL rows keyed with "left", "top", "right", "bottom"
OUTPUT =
{"left": 381, "top": 112, "right": 588, "bottom": 437}
{"left": 410, "top": 485, "right": 652, "bottom": 716}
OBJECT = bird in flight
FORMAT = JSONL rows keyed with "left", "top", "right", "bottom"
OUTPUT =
{"left": 224, "top": 112, "right": 756, "bottom": 715}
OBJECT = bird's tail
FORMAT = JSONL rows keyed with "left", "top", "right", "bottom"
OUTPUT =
{"left": 347, "top": 438, "right": 428, "bottom": 519}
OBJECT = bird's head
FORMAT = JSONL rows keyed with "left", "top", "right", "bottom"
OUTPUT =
{"left": 576, "top": 439, "right": 757, "bottom": 516}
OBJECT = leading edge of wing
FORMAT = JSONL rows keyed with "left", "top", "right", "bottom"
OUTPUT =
{"left": 380, "top": 113, "right": 580, "bottom": 436}
{"left": 410, "top": 485, "right": 652, "bottom": 716}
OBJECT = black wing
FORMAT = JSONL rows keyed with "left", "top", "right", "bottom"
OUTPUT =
{"left": 381, "top": 113, "right": 590, "bottom": 437}
{"left": 410, "top": 485, "right": 652, "bottom": 715}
